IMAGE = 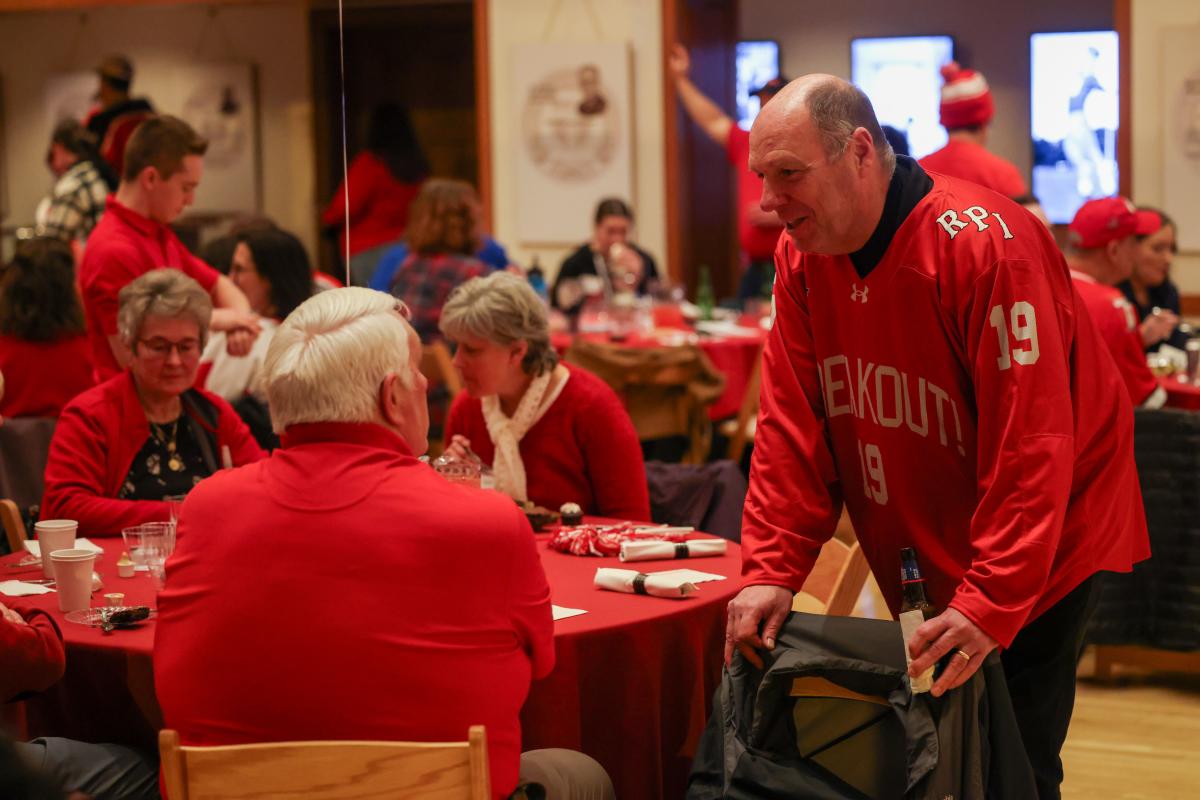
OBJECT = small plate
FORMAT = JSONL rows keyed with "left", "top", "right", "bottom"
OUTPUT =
{"left": 65, "top": 606, "right": 156, "bottom": 628}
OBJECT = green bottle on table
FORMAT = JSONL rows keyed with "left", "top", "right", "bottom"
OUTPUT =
{"left": 697, "top": 265, "right": 715, "bottom": 321}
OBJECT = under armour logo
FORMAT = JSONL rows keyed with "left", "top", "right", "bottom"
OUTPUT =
{"left": 850, "top": 284, "right": 869, "bottom": 303}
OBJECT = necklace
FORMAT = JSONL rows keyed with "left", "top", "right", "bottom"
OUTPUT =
{"left": 152, "top": 419, "right": 185, "bottom": 472}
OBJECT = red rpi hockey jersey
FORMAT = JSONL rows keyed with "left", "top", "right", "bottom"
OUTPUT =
{"left": 743, "top": 173, "right": 1150, "bottom": 648}
{"left": 1069, "top": 270, "right": 1160, "bottom": 407}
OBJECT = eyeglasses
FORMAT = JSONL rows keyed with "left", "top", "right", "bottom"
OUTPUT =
{"left": 137, "top": 337, "right": 201, "bottom": 359}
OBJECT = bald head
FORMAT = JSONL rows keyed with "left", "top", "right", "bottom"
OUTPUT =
{"left": 748, "top": 74, "right": 896, "bottom": 255}
{"left": 765, "top": 75, "right": 895, "bottom": 173}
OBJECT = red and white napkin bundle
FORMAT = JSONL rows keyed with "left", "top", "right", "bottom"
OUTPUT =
{"left": 548, "top": 521, "right": 691, "bottom": 557}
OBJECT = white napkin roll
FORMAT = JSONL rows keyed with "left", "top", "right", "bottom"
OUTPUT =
{"left": 594, "top": 567, "right": 698, "bottom": 599}
{"left": 619, "top": 538, "right": 728, "bottom": 562}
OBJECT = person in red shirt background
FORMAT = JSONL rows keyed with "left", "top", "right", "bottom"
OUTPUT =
{"left": 79, "top": 115, "right": 260, "bottom": 383}
{"left": 668, "top": 44, "right": 786, "bottom": 302}
{"left": 154, "top": 287, "right": 613, "bottom": 800}
{"left": 84, "top": 55, "right": 155, "bottom": 181}
{"left": 441, "top": 272, "right": 650, "bottom": 521}
{"left": 726, "top": 75, "right": 1147, "bottom": 800}
{"left": 1, "top": 601, "right": 158, "bottom": 799}
{"left": 321, "top": 104, "right": 430, "bottom": 286}
{"left": 0, "top": 238, "right": 93, "bottom": 419}
{"left": 920, "top": 62, "right": 1028, "bottom": 199}
{"left": 1065, "top": 196, "right": 1167, "bottom": 408}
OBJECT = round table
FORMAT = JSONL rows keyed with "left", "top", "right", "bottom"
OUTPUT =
{"left": 552, "top": 329, "right": 766, "bottom": 420}
{"left": 1161, "top": 375, "right": 1200, "bottom": 410}
{"left": 4, "top": 531, "right": 741, "bottom": 800}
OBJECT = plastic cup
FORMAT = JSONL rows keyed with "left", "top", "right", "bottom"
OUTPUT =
{"left": 122, "top": 522, "right": 173, "bottom": 571}
{"left": 50, "top": 549, "right": 96, "bottom": 613}
{"left": 35, "top": 520, "right": 77, "bottom": 580}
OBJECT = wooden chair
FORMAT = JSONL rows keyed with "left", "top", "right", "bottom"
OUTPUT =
{"left": 792, "top": 512, "right": 873, "bottom": 617}
{"left": 421, "top": 340, "right": 463, "bottom": 400}
{"left": 1, "top": 498, "right": 29, "bottom": 555}
{"left": 159, "top": 726, "right": 491, "bottom": 800}
{"left": 719, "top": 342, "right": 764, "bottom": 465}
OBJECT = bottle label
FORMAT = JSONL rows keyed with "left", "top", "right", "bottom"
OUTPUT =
{"left": 899, "top": 609, "right": 934, "bottom": 694}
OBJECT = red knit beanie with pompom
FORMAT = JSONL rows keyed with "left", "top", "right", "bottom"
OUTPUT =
{"left": 939, "top": 61, "right": 994, "bottom": 130}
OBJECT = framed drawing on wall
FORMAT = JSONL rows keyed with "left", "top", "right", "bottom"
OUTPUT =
{"left": 1163, "top": 26, "right": 1200, "bottom": 252}
{"left": 512, "top": 42, "right": 632, "bottom": 245}
{"left": 42, "top": 62, "right": 261, "bottom": 215}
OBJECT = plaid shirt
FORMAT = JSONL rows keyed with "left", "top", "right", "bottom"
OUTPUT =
{"left": 389, "top": 252, "right": 486, "bottom": 341}
{"left": 38, "top": 160, "right": 109, "bottom": 243}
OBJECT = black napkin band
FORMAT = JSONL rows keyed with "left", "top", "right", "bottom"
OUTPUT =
{"left": 675, "top": 543, "right": 690, "bottom": 559}
{"left": 633, "top": 573, "right": 649, "bottom": 595}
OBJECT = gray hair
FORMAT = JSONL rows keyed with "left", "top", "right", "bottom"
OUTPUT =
{"left": 806, "top": 80, "right": 896, "bottom": 175}
{"left": 116, "top": 268, "right": 213, "bottom": 349}
{"left": 439, "top": 272, "right": 557, "bottom": 377}
{"left": 263, "top": 287, "right": 416, "bottom": 432}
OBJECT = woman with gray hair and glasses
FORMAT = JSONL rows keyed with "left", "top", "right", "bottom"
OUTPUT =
{"left": 42, "top": 269, "right": 264, "bottom": 537}
{"left": 441, "top": 271, "right": 649, "bottom": 520}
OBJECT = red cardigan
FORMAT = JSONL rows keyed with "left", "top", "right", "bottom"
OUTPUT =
{"left": 40, "top": 371, "right": 264, "bottom": 537}
{"left": 154, "top": 422, "right": 553, "bottom": 798}
{"left": 445, "top": 364, "right": 651, "bottom": 521}
{"left": 0, "top": 606, "right": 65, "bottom": 702}
{"left": 0, "top": 333, "right": 94, "bottom": 418}
{"left": 321, "top": 152, "right": 423, "bottom": 256}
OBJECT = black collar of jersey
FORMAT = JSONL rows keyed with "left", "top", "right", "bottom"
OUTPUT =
{"left": 848, "top": 155, "right": 933, "bottom": 279}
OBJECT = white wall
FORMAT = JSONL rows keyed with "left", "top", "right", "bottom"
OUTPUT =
{"left": 741, "top": 0, "right": 1111, "bottom": 182}
{"left": 486, "top": 0, "right": 665, "bottom": 280}
{"left": 1131, "top": 0, "right": 1200, "bottom": 294}
{"left": 0, "top": 1, "right": 315, "bottom": 255}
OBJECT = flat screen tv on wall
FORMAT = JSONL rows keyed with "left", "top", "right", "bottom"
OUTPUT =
{"left": 1030, "top": 30, "right": 1120, "bottom": 224}
{"left": 736, "top": 40, "right": 780, "bottom": 131}
{"left": 851, "top": 35, "right": 955, "bottom": 160}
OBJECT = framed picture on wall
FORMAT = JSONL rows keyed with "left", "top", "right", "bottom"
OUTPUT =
{"left": 512, "top": 42, "right": 633, "bottom": 245}
{"left": 42, "top": 62, "right": 261, "bottom": 215}
{"left": 1162, "top": 25, "right": 1200, "bottom": 252}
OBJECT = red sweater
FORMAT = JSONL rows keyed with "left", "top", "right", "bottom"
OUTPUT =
{"left": 79, "top": 197, "right": 221, "bottom": 382}
{"left": 920, "top": 140, "right": 1028, "bottom": 199}
{"left": 0, "top": 606, "right": 65, "bottom": 702}
{"left": 153, "top": 422, "right": 553, "bottom": 798}
{"left": 41, "top": 371, "right": 264, "bottom": 537}
{"left": 744, "top": 174, "right": 1148, "bottom": 648}
{"left": 446, "top": 364, "right": 651, "bottom": 520}
{"left": 321, "top": 152, "right": 423, "bottom": 256}
{"left": 0, "top": 333, "right": 94, "bottom": 417}
{"left": 1070, "top": 271, "right": 1159, "bottom": 406}
{"left": 726, "top": 126, "right": 784, "bottom": 261}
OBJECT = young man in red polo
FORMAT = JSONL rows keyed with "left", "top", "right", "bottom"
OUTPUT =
{"left": 80, "top": 115, "right": 260, "bottom": 382}
{"left": 1066, "top": 196, "right": 1167, "bottom": 408}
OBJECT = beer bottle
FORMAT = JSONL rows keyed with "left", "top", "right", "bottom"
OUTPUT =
{"left": 898, "top": 546, "right": 936, "bottom": 693}
{"left": 696, "top": 265, "right": 715, "bottom": 321}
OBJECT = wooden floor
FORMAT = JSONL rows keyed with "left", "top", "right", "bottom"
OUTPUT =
{"left": 1062, "top": 651, "right": 1200, "bottom": 799}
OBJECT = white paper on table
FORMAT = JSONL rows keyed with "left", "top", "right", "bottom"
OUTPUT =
{"left": 23, "top": 538, "right": 105, "bottom": 559}
{"left": 594, "top": 567, "right": 697, "bottom": 599}
{"left": 0, "top": 580, "right": 55, "bottom": 597}
{"left": 619, "top": 538, "right": 727, "bottom": 562}
{"left": 652, "top": 568, "right": 727, "bottom": 584}
{"left": 552, "top": 605, "right": 588, "bottom": 621}
{"left": 695, "top": 320, "right": 762, "bottom": 338}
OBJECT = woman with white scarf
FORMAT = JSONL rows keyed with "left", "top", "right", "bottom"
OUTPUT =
{"left": 441, "top": 272, "right": 650, "bottom": 521}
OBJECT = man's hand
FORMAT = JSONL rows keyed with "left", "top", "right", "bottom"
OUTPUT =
{"left": 668, "top": 44, "right": 690, "bottom": 82}
{"left": 907, "top": 607, "right": 998, "bottom": 697}
{"left": 1, "top": 602, "right": 26, "bottom": 627}
{"left": 210, "top": 309, "right": 263, "bottom": 336}
{"left": 1139, "top": 309, "right": 1179, "bottom": 346}
{"left": 725, "top": 584, "right": 793, "bottom": 668}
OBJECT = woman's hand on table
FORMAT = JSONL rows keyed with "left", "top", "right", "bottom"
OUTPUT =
{"left": 725, "top": 584, "right": 793, "bottom": 668}
{"left": 444, "top": 434, "right": 473, "bottom": 461}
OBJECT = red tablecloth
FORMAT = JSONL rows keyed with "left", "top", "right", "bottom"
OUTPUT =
{"left": 4, "top": 530, "right": 741, "bottom": 800}
{"left": 1161, "top": 375, "right": 1200, "bottom": 410}
{"left": 552, "top": 329, "right": 766, "bottom": 420}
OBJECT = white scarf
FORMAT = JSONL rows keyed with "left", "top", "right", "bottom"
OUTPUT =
{"left": 482, "top": 365, "right": 569, "bottom": 503}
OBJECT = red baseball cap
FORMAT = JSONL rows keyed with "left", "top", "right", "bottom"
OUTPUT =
{"left": 1068, "top": 197, "right": 1162, "bottom": 249}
